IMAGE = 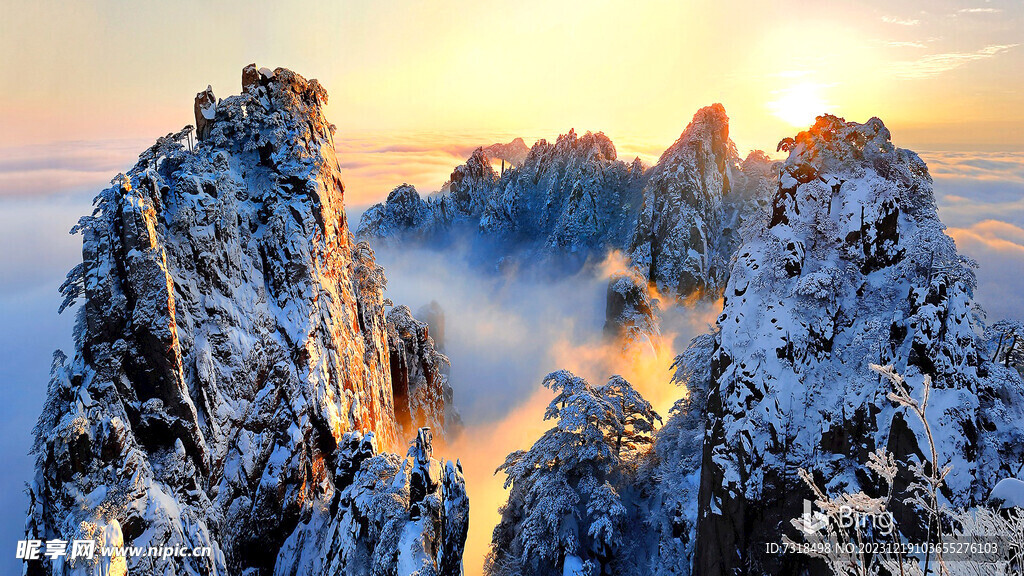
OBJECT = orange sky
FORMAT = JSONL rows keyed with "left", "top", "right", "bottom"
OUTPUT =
{"left": 2, "top": 0, "right": 1022, "bottom": 154}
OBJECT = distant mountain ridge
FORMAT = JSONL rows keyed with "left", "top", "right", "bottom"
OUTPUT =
{"left": 357, "top": 105, "right": 776, "bottom": 301}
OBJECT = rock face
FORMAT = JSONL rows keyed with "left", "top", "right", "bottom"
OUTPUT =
{"left": 477, "top": 129, "right": 645, "bottom": 259}
{"left": 627, "top": 104, "right": 736, "bottom": 297}
{"left": 628, "top": 105, "right": 775, "bottom": 299}
{"left": 357, "top": 107, "right": 774, "bottom": 301}
{"left": 357, "top": 149, "right": 501, "bottom": 246}
{"left": 685, "top": 115, "right": 1024, "bottom": 574}
{"left": 358, "top": 128, "right": 644, "bottom": 271}
{"left": 386, "top": 305, "right": 462, "bottom": 440}
{"left": 603, "top": 269, "right": 661, "bottom": 355}
{"left": 27, "top": 66, "right": 467, "bottom": 576}
{"left": 194, "top": 85, "right": 216, "bottom": 141}
{"left": 358, "top": 130, "right": 645, "bottom": 269}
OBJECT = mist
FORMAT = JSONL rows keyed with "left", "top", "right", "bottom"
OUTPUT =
{"left": 0, "top": 192, "right": 91, "bottom": 575}
{"left": 367, "top": 241, "right": 718, "bottom": 576}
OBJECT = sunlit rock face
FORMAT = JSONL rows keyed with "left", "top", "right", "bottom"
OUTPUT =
{"left": 687, "top": 115, "right": 1024, "bottom": 574}
{"left": 603, "top": 269, "right": 661, "bottom": 356}
{"left": 387, "top": 305, "right": 462, "bottom": 440}
{"left": 26, "top": 65, "right": 466, "bottom": 576}
{"left": 628, "top": 104, "right": 774, "bottom": 300}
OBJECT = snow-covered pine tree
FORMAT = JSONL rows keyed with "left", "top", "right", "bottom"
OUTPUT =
{"left": 486, "top": 371, "right": 661, "bottom": 576}
{"left": 598, "top": 375, "right": 662, "bottom": 458}
{"left": 987, "top": 319, "right": 1024, "bottom": 375}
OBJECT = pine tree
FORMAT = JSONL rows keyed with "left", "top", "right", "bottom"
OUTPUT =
{"left": 487, "top": 371, "right": 660, "bottom": 576}
{"left": 598, "top": 375, "right": 662, "bottom": 457}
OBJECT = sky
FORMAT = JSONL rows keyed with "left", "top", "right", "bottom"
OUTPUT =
{"left": 1, "top": 1, "right": 1023, "bottom": 575}
{"left": 1, "top": 0, "right": 1023, "bottom": 205}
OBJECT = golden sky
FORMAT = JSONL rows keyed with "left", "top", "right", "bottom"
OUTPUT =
{"left": 1, "top": 0, "right": 1022, "bottom": 156}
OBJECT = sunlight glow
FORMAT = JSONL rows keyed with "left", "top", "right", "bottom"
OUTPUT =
{"left": 768, "top": 83, "right": 831, "bottom": 128}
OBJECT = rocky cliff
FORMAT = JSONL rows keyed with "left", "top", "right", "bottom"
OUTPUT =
{"left": 682, "top": 115, "right": 1024, "bottom": 574}
{"left": 26, "top": 65, "right": 467, "bottom": 576}
{"left": 630, "top": 106, "right": 775, "bottom": 299}
{"left": 603, "top": 269, "right": 662, "bottom": 356}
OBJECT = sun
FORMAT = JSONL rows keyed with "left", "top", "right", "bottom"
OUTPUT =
{"left": 768, "top": 83, "right": 830, "bottom": 128}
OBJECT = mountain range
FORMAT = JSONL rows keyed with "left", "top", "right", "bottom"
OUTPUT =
{"left": 27, "top": 65, "right": 1024, "bottom": 576}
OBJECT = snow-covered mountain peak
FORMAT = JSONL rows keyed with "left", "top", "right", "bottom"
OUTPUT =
{"left": 663, "top": 103, "right": 732, "bottom": 160}
{"left": 545, "top": 128, "right": 618, "bottom": 162}
{"left": 27, "top": 64, "right": 467, "bottom": 576}
{"left": 357, "top": 105, "right": 775, "bottom": 303}
{"left": 686, "top": 113, "right": 1024, "bottom": 574}
{"left": 626, "top": 104, "right": 770, "bottom": 299}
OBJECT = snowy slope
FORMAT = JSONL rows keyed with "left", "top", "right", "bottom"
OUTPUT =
{"left": 669, "top": 115, "right": 1024, "bottom": 574}
{"left": 27, "top": 65, "right": 467, "bottom": 576}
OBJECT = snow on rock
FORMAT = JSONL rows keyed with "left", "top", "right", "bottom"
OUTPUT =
{"left": 628, "top": 106, "right": 774, "bottom": 300}
{"left": 275, "top": 428, "right": 468, "bottom": 576}
{"left": 479, "top": 129, "right": 644, "bottom": 259}
{"left": 603, "top": 269, "right": 661, "bottom": 356}
{"left": 27, "top": 65, "right": 467, "bottom": 576}
{"left": 629, "top": 104, "right": 738, "bottom": 298}
{"left": 989, "top": 478, "right": 1024, "bottom": 509}
{"left": 357, "top": 129, "right": 646, "bottom": 275}
{"left": 387, "top": 305, "right": 463, "bottom": 440}
{"left": 357, "top": 183, "right": 442, "bottom": 244}
{"left": 194, "top": 85, "right": 216, "bottom": 140}
{"left": 562, "top": 555, "right": 586, "bottom": 576}
{"left": 670, "top": 114, "right": 1024, "bottom": 574}
{"left": 356, "top": 107, "right": 774, "bottom": 304}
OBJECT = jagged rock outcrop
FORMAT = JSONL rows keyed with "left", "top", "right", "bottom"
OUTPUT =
{"left": 410, "top": 301, "right": 462, "bottom": 436}
{"left": 683, "top": 115, "right": 1024, "bottom": 574}
{"left": 194, "top": 85, "right": 216, "bottom": 141}
{"left": 386, "top": 305, "right": 462, "bottom": 440}
{"left": 438, "top": 148, "right": 502, "bottom": 227}
{"left": 603, "top": 270, "right": 661, "bottom": 356}
{"left": 478, "top": 129, "right": 645, "bottom": 257}
{"left": 27, "top": 65, "right": 467, "bottom": 576}
{"left": 357, "top": 183, "right": 439, "bottom": 244}
{"left": 357, "top": 108, "right": 774, "bottom": 302}
{"left": 628, "top": 104, "right": 772, "bottom": 299}
{"left": 483, "top": 137, "right": 530, "bottom": 168}
{"left": 275, "top": 428, "right": 468, "bottom": 576}
{"left": 357, "top": 148, "right": 500, "bottom": 246}
{"left": 357, "top": 130, "right": 646, "bottom": 273}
